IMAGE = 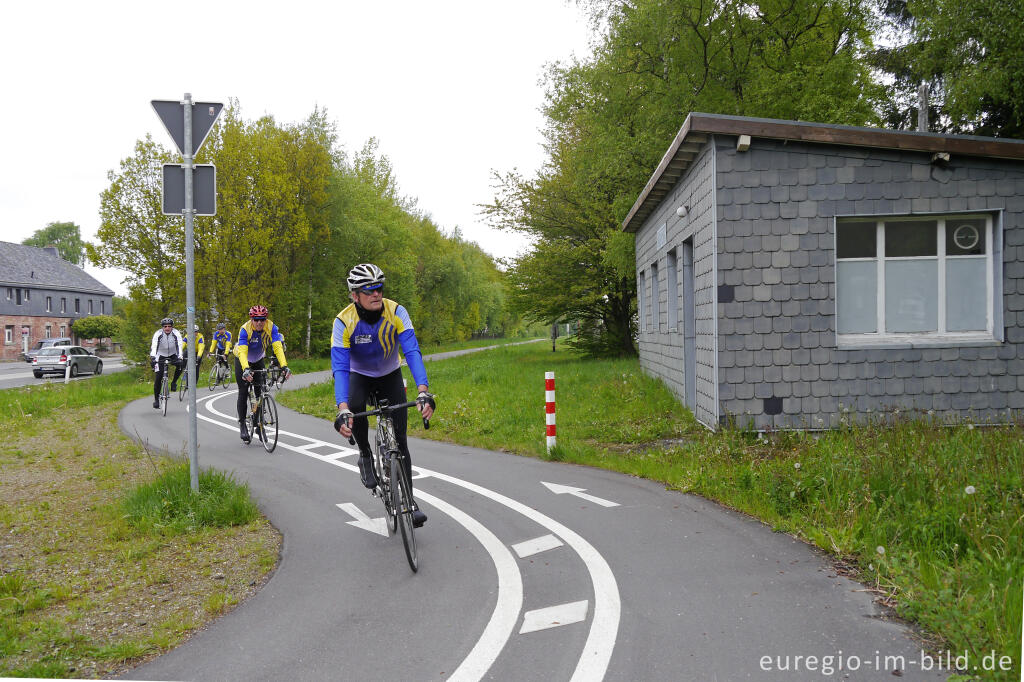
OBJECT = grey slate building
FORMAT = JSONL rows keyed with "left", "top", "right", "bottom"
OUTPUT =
{"left": 623, "top": 113, "right": 1024, "bottom": 430}
{"left": 0, "top": 241, "right": 115, "bottom": 361}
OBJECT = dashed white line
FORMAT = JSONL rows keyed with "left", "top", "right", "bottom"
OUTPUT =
{"left": 520, "top": 601, "right": 590, "bottom": 634}
{"left": 512, "top": 534, "right": 564, "bottom": 558}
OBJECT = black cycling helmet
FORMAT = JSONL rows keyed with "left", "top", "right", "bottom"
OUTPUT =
{"left": 160, "top": 317, "right": 173, "bottom": 326}
{"left": 347, "top": 263, "right": 385, "bottom": 291}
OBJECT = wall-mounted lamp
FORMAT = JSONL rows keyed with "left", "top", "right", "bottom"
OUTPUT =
{"left": 676, "top": 205, "right": 689, "bottom": 218}
{"left": 736, "top": 134, "right": 751, "bottom": 152}
{"left": 931, "top": 151, "right": 950, "bottom": 165}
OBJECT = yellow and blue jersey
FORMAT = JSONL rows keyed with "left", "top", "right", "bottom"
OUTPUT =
{"left": 234, "top": 319, "right": 286, "bottom": 369}
{"left": 331, "top": 299, "right": 427, "bottom": 405}
{"left": 182, "top": 332, "right": 205, "bottom": 358}
{"left": 212, "top": 329, "right": 233, "bottom": 354}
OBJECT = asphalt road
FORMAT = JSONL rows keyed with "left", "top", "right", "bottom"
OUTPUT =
{"left": 119, "top": 361, "right": 945, "bottom": 681}
{"left": 0, "top": 355, "right": 130, "bottom": 389}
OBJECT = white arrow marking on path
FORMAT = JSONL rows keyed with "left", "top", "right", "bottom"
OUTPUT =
{"left": 542, "top": 482, "right": 620, "bottom": 508}
{"left": 336, "top": 503, "right": 389, "bottom": 537}
{"left": 520, "top": 600, "right": 589, "bottom": 634}
{"left": 197, "top": 392, "right": 615, "bottom": 682}
{"left": 512, "top": 534, "right": 564, "bottom": 558}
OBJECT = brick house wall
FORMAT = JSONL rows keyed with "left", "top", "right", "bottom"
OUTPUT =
{"left": 0, "top": 314, "right": 76, "bottom": 361}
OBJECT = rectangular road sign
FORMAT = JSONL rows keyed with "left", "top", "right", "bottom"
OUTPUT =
{"left": 152, "top": 100, "right": 223, "bottom": 156}
{"left": 161, "top": 164, "right": 217, "bottom": 215}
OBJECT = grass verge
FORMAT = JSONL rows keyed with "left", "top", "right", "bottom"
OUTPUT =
{"left": 279, "top": 340, "right": 1023, "bottom": 680}
{"left": 0, "top": 369, "right": 280, "bottom": 678}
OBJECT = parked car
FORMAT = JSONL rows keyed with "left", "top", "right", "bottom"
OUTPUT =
{"left": 32, "top": 346, "right": 103, "bottom": 378}
{"left": 23, "top": 337, "right": 74, "bottom": 363}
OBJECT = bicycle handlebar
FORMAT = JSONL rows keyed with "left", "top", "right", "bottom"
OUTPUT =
{"left": 334, "top": 399, "right": 431, "bottom": 434}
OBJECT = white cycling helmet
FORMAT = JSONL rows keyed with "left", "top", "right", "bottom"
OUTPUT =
{"left": 347, "top": 263, "right": 385, "bottom": 291}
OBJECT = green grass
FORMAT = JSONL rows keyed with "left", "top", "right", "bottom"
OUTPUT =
{"left": 0, "top": 367, "right": 152, "bottom": 421}
{"left": 121, "top": 461, "right": 261, "bottom": 534}
{"left": 280, "top": 340, "right": 1023, "bottom": 680}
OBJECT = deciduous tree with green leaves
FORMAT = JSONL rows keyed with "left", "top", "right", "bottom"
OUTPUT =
{"left": 22, "top": 221, "right": 87, "bottom": 265}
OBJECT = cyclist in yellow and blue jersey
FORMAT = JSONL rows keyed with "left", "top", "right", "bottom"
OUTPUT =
{"left": 211, "top": 322, "right": 233, "bottom": 372}
{"left": 181, "top": 325, "right": 206, "bottom": 387}
{"left": 333, "top": 263, "right": 435, "bottom": 528}
{"left": 234, "top": 305, "right": 290, "bottom": 443}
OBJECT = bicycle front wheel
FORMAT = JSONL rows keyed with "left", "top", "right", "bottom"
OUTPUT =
{"left": 178, "top": 372, "right": 187, "bottom": 401}
{"left": 208, "top": 364, "right": 218, "bottom": 391}
{"left": 392, "top": 454, "right": 418, "bottom": 572}
{"left": 258, "top": 394, "right": 279, "bottom": 453}
{"left": 162, "top": 377, "right": 169, "bottom": 417}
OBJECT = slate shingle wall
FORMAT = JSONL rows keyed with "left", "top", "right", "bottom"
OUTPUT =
{"left": 635, "top": 145, "right": 719, "bottom": 428}
{"left": 715, "top": 137, "right": 1024, "bottom": 429}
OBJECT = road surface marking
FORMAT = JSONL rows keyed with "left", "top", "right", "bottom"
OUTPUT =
{"left": 542, "top": 482, "right": 620, "bottom": 507}
{"left": 336, "top": 503, "right": 389, "bottom": 536}
{"left": 199, "top": 392, "right": 523, "bottom": 682}
{"left": 520, "top": 601, "right": 589, "bottom": 634}
{"left": 512, "top": 534, "right": 564, "bottom": 558}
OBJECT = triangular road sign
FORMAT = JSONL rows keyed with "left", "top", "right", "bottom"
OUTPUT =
{"left": 152, "top": 99, "right": 224, "bottom": 156}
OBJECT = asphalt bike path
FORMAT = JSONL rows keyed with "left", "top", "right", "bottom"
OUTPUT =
{"left": 120, "top": 346, "right": 943, "bottom": 681}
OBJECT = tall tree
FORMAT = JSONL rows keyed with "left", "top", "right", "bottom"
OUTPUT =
{"left": 490, "top": 0, "right": 883, "bottom": 356}
{"left": 22, "top": 221, "right": 87, "bottom": 265}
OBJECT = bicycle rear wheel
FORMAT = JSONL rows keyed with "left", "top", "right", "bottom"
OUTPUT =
{"left": 258, "top": 394, "right": 279, "bottom": 453}
{"left": 392, "top": 454, "right": 418, "bottom": 572}
{"left": 178, "top": 371, "right": 187, "bottom": 401}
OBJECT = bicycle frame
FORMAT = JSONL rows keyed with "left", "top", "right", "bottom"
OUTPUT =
{"left": 245, "top": 369, "right": 279, "bottom": 453}
{"left": 341, "top": 395, "right": 427, "bottom": 572}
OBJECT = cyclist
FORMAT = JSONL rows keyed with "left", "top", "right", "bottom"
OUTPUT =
{"left": 332, "top": 263, "right": 435, "bottom": 528}
{"left": 211, "top": 322, "right": 233, "bottom": 375}
{"left": 148, "top": 317, "right": 183, "bottom": 409}
{"left": 234, "top": 305, "right": 291, "bottom": 443}
{"left": 181, "top": 324, "right": 206, "bottom": 389}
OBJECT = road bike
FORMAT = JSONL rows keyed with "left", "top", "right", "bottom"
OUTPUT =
{"left": 208, "top": 355, "right": 231, "bottom": 390}
{"left": 244, "top": 369, "right": 279, "bottom": 453}
{"left": 336, "top": 395, "right": 430, "bottom": 572}
{"left": 178, "top": 366, "right": 190, "bottom": 401}
{"left": 155, "top": 358, "right": 175, "bottom": 417}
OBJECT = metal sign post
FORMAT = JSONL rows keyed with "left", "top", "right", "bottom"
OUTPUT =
{"left": 153, "top": 93, "right": 223, "bottom": 493}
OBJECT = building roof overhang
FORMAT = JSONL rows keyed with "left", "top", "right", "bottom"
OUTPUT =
{"left": 621, "top": 113, "right": 1024, "bottom": 233}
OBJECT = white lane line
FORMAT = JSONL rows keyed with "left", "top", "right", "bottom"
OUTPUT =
{"left": 200, "top": 391, "right": 620, "bottom": 682}
{"left": 422, "top": 472, "right": 620, "bottom": 682}
{"left": 200, "top": 392, "right": 522, "bottom": 682}
{"left": 519, "top": 601, "right": 589, "bottom": 634}
{"left": 512, "top": 534, "right": 564, "bottom": 558}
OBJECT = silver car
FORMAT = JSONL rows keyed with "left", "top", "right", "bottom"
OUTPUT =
{"left": 32, "top": 346, "right": 104, "bottom": 379}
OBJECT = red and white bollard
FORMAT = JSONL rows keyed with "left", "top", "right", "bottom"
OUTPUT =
{"left": 545, "top": 371, "right": 556, "bottom": 452}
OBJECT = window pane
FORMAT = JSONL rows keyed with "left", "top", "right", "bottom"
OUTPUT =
{"left": 837, "top": 261, "right": 877, "bottom": 333}
{"left": 946, "top": 258, "right": 987, "bottom": 331}
{"left": 946, "top": 218, "right": 986, "bottom": 255}
{"left": 837, "top": 221, "right": 877, "bottom": 258}
{"left": 885, "top": 260, "right": 938, "bottom": 332}
{"left": 885, "top": 220, "right": 937, "bottom": 257}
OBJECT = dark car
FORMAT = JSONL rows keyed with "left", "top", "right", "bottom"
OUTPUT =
{"left": 32, "top": 346, "right": 103, "bottom": 378}
{"left": 23, "top": 337, "right": 74, "bottom": 363}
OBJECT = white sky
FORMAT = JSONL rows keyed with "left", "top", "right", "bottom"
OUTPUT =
{"left": 1, "top": 1, "right": 594, "bottom": 295}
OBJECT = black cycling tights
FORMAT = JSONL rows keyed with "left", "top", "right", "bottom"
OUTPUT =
{"left": 235, "top": 357, "right": 266, "bottom": 422}
{"left": 348, "top": 369, "right": 414, "bottom": 487}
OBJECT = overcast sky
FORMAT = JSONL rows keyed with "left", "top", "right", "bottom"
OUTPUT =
{"left": 1, "top": 1, "right": 593, "bottom": 295}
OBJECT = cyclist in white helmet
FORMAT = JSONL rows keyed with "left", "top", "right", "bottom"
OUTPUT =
{"left": 333, "top": 263, "right": 435, "bottom": 527}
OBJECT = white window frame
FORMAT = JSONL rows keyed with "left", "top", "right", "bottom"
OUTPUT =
{"left": 4, "top": 326, "right": 12, "bottom": 344}
{"left": 46, "top": 296, "right": 52, "bottom": 312}
{"left": 638, "top": 270, "right": 647, "bottom": 335}
{"left": 836, "top": 213, "right": 997, "bottom": 347}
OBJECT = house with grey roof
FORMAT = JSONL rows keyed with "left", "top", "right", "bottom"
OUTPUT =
{"left": 623, "top": 113, "right": 1024, "bottom": 430}
{"left": 0, "top": 241, "right": 115, "bottom": 361}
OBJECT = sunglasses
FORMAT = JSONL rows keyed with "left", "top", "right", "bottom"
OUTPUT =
{"left": 358, "top": 287, "right": 383, "bottom": 296}
{"left": 252, "top": 317, "right": 267, "bottom": 322}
